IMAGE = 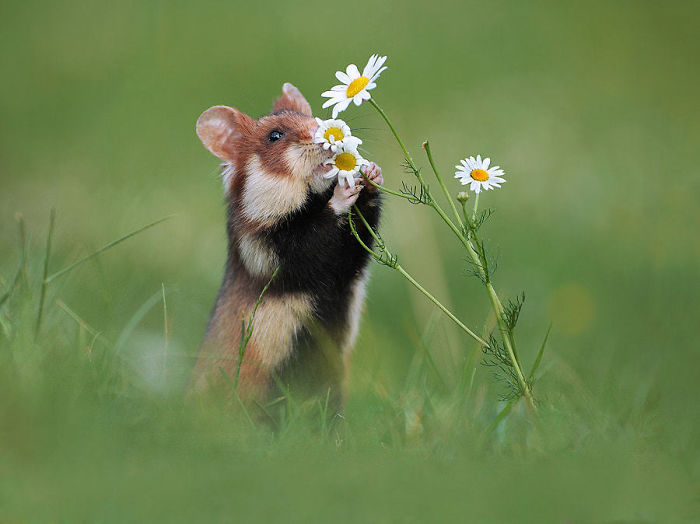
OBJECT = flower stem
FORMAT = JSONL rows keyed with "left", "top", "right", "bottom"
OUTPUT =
{"left": 395, "top": 264, "right": 489, "bottom": 348}
{"left": 369, "top": 98, "right": 461, "bottom": 242}
{"left": 360, "top": 172, "right": 414, "bottom": 201}
{"left": 469, "top": 228, "right": 532, "bottom": 407}
{"left": 368, "top": 99, "right": 536, "bottom": 410}
{"left": 350, "top": 205, "right": 489, "bottom": 348}
{"left": 369, "top": 98, "right": 417, "bottom": 172}
{"left": 423, "top": 140, "right": 463, "bottom": 229}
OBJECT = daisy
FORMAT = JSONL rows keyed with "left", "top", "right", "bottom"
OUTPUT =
{"left": 322, "top": 54, "right": 387, "bottom": 118}
{"left": 454, "top": 155, "right": 506, "bottom": 193}
{"left": 324, "top": 145, "right": 370, "bottom": 188}
{"left": 314, "top": 117, "right": 362, "bottom": 153}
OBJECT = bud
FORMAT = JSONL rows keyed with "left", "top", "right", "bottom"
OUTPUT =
{"left": 456, "top": 191, "right": 470, "bottom": 203}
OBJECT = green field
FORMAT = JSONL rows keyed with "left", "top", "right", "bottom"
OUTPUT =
{"left": 1, "top": 1, "right": 699, "bottom": 521}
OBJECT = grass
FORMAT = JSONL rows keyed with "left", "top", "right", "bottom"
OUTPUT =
{"left": 1, "top": 0, "right": 699, "bottom": 521}
{"left": 0, "top": 211, "right": 697, "bottom": 522}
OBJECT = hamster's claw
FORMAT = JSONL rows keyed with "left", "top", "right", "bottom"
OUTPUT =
{"left": 360, "top": 162, "right": 383, "bottom": 192}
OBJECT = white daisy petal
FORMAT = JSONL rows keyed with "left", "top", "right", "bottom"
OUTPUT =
{"left": 344, "top": 136, "right": 362, "bottom": 148}
{"left": 370, "top": 66, "right": 388, "bottom": 82}
{"left": 362, "top": 55, "right": 377, "bottom": 77}
{"left": 323, "top": 166, "right": 339, "bottom": 179}
{"left": 367, "top": 58, "right": 386, "bottom": 79}
{"left": 321, "top": 54, "right": 388, "bottom": 117}
{"left": 332, "top": 98, "right": 351, "bottom": 118}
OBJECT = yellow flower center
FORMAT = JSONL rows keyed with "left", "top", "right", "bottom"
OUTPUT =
{"left": 346, "top": 76, "right": 370, "bottom": 98}
{"left": 335, "top": 152, "right": 357, "bottom": 171}
{"left": 323, "top": 127, "right": 344, "bottom": 143}
{"left": 470, "top": 168, "right": 489, "bottom": 182}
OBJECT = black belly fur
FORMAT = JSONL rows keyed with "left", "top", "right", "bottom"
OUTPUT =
{"left": 266, "top": 185, "right": 381, "bottom": 332}
{"left": 263, "top": 186, "right": 381, "bottom": 403}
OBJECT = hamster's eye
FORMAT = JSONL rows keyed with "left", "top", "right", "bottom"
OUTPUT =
{"left": 268, "top": 129, "right": 284, "bottom": 142}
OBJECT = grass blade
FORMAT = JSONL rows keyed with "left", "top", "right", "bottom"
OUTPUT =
{"left": 45, "top": 215, "right": 173, "bottom": 284}
{"left": 34, "top": 208, "right": 56, "bottom": 338}
{"left": 55, "top": 299, "right": 100, "bottom": 339}
{"left": 486, "top": 398, "right": 517, "bottom": 435}
{"left": 114, "top": 290, "right": 163, "bottom": 354}
{"left": 234, "top": 266, "right": 279, "bottom": 391}
{"left": 219, "top": 366, "right": 256, "bottom": 430}
{"left": 161, "top": 282, "right": 169, "bottom": 379}
{"left": 528, "top": 323, "right": 552, "bottom": 383}
{"left": 0, "top": 215, "right": 28, "bottom": 308}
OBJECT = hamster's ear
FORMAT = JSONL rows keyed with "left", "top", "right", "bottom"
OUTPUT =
{"left": 271, "top": 83, "right": 312, "bottom": 116}
{"left": 196, "top": 106, "right": 252, "bottom": 161}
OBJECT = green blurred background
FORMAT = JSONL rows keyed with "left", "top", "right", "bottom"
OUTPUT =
{"left": 1, "top": 0, "right": 699, "bottom": 522}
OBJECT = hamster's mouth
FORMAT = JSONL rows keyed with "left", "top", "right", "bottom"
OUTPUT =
{"left": 311, "top": 145, "right": 334, "bottom": 177}
{"left": 315, "top": 163, "right": 333, "bottom": 174}
{"left": 313, "top": 160, "right": 333, "bottom": 176}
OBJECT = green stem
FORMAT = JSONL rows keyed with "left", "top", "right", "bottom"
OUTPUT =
{"left": 459, "top": 199, "right": 471, "bottom": 226}
{"left": 370, "top": 99, "right": 464, "bottom": 246}
{"left": 396, "top": 264, "right": 488, "bottom": 347}
{"left": 369, "top": 98, "right": 417, "bottom": 171}
{"left": 369, "top": 100, "right": 536, "bottom": 411}
{"left": 471, "top": 228, "right": 532, "bottom": 407}
{"left": 352, "top": 204, "right": 382, "bottom": 247}
{"left": 423, "top": 141, "right": 463, "bottom": 229}
{"left": 350, "top": 205, "right": 488, "bottom": 347}
{"left": 361, "top": 173, "right": 413, "bottom": 201}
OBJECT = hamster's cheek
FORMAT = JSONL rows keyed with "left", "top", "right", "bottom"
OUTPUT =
{"left": 258, "top": 146, "right": 292, "bottom": 177}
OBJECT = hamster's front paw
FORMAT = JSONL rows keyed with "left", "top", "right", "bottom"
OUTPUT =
{"left": 329, "top": 180, "right": 363, "bottom": 214}
{"left": 360, "top": 162, "right": 383, "bottom": 192}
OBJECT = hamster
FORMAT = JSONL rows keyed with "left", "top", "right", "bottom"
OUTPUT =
{"left": 190, "top": 83, "right": 382, "bottom": 413}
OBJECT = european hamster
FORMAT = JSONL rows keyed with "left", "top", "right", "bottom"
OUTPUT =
{"left": 191, "top": 83, "right": 382, "bottom": 412}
